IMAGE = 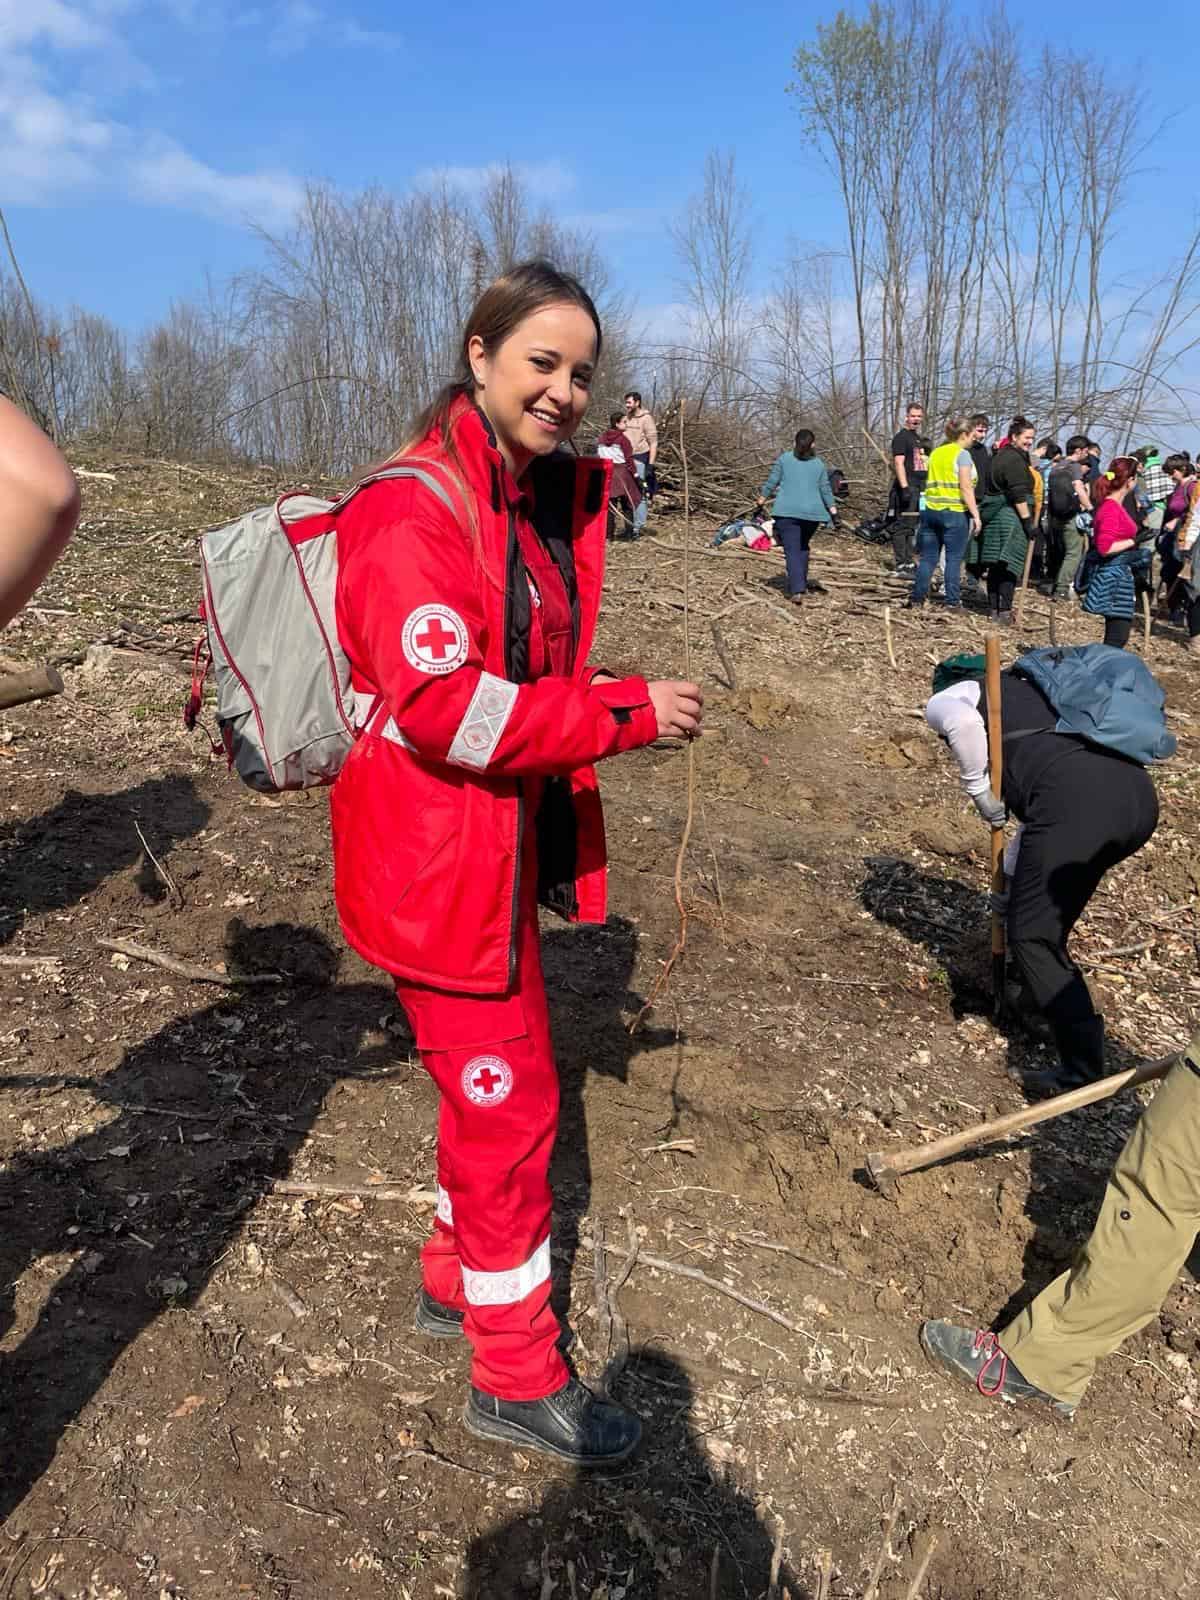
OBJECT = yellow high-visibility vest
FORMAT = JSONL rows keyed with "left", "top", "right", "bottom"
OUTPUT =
{"left": 924, "top": 441, "right": 973, "bottom": 511}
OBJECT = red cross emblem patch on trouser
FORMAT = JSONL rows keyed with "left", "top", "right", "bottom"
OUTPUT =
{"left": 394, "top": 896, "right": 567, "bottom": 1402}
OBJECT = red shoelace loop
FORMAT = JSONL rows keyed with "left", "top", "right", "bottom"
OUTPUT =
{"left": 971, "top": 1329, "right": 1009, "bottom": 1397}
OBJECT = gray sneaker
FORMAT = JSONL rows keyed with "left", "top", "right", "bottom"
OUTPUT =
{"left": 919, "top": 1321, "right": 1075, "bottom": 1419}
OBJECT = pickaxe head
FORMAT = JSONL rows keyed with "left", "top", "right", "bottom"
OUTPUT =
{"left": 865, "top": 1150, "right": 899, "bottom": 1197}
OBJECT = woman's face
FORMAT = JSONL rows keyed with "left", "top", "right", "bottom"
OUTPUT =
{"left": 470, "top": 303, "right": 597, "bottom": 478}
{"left": 1013, "top": 427, "right": 1035, "bottom": 453}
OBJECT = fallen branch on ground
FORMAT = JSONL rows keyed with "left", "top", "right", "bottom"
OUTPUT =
{"left": 98, "top": 937, "right": 283, "bottom": 986}
{"left": 1079, "top": 938, "right": 1154, "bottom": 964}
{"left": 269, "top": 1179, "right": 437, "bottom": 1204}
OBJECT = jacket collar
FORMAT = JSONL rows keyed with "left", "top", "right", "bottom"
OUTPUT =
{"left": 439, "top": 395, "right": 531, "bottom": 515}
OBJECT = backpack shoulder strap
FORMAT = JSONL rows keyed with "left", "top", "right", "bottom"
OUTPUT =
{"left": 328, "top": 460, "right": 459, "bottom": 519}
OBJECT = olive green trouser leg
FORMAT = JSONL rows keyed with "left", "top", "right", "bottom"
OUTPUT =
{"left": 1053, "top": 518, "right": 1084, "bottom": 598}
{"left": 998, "top": 1050, "right": 1200, "bottom": 1407}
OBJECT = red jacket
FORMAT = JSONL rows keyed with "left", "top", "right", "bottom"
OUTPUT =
{"left": 330, "top": 398, "right": 658, "bottom": 993}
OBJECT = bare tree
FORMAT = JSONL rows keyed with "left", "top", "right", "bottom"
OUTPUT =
{"left": 669, "top": 151, "right": 754, "bottom": 419}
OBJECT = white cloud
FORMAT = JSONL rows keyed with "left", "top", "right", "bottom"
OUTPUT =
{"left": 0, "top": 0, "right": 109, "bottom": 50}
{"left": 562, "top": 206, "right": 660, "bottom": 237}
{"left": 255, "top": 0, "right": 402, "bottom": 55}
{"left": 129, "top": 143, "right": 305, "bottom": 227}
{"left": 0, "top": 49, "right": 303, "bottom": 228}
{"left": 415, "top": 160, "right": 577, "bottom": 203}
{"left": 338, "top": 17, "right": 403, "bottom": 49}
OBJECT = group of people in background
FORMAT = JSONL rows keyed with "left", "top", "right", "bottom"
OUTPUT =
{"left": 890, "top": 406, "right": 1200, "bottom": 654}
{"left": 595, "top": 390, "right": 658, "bottom": 537}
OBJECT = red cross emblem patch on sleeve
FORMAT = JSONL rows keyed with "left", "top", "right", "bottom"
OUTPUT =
{"left": 461, "top": 1055, "right": 514, "bottom": 1107}
{"left": 402, "top": 604, "right": 469, "bottom": 676}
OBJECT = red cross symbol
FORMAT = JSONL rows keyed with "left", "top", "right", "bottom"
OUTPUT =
{"left": 415, "top": 616, "right": 459, "bottom": 660}
{"left": 462, "top": 1054, "right": 513, "bottom": 1106}
{"left": 471, "top": 1064, "right": 503, "bottom": 1097}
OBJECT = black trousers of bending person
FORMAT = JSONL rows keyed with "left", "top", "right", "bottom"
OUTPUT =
{"left": 1006, "top": 743, "right": 1158, "bottom": 1085}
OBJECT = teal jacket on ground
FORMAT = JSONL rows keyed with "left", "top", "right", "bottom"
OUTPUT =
{"left": 760, "top": 452, "right": 835, "bottom": 522}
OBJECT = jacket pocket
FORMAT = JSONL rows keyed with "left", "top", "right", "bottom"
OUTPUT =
{"left": 332, "top": 737, "right": 461, "bottom": 922}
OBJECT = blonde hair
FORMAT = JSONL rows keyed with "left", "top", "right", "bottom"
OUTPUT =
{"left": 943, "top": 413, "right": 972, "bottom": 442}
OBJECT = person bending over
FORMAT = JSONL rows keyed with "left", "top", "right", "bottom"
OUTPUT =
{"left": 926, "top": 655, "right": 1158, "bottom": 1091}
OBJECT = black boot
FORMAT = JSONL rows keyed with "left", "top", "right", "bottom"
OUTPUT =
{"left": 1031, "top": 1014, "right": 1106, "bottom": 1094}
{"left": 413, "top": 1288, "right": 465, "bottom": 1339}
{"left": 464, "top": 1376, "right": 642, "bottom": 1466}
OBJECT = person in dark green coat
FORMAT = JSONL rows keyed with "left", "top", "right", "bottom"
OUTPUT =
{"left": 966, "top": 417, "right": 1036, "bottom": 625}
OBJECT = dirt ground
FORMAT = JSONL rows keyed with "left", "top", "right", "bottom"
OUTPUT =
{"left": 0, "top": 456, "right": 1198, "bottom": 1599}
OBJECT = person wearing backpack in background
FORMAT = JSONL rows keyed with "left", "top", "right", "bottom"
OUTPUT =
{"left": 1158, "top": 454, "right": 1199, "bottom": 633}
{"left": 755, "top": 427, "right": 838, "bottom": 603}
{"left": 1081, "top": 456, "right": 1150, "bottom": 648}
{"left": 925, "top": 646, "right": 1163, "bottom": 1095}
{"left": 1029, "top": 438, "right": 1060, "bottom": 583}
{"left": 1045, "top": 435, "right": 1093, "bottom": 603}
{"left": 0, "top": 397, "right": 79, "bottom": 629}
{"left": 1136, "top": 444, "right": 1171, "bottom": 534}
{"left": 595, "top": 410, "right": 643, "bottom": 538}
{"left": 330, "top": 260, "right": 702, "bottom": 1467}
{"left": 906, "top": 414, "right": 981, "bottom": 611}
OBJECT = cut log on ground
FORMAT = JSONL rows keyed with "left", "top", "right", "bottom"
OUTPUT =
{"left": 0, "top": 665, "right": 63, "bottom": 710}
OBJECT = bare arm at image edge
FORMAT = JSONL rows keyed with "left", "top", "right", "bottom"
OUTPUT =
{"left": 0, "top": 399, "right": 79, "bottom": 629}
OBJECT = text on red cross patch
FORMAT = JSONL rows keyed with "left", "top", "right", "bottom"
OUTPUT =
{"left": 402, "top": 604, "right": 469, "bottom": 676}
{"left": 461, "top": 1054, "right": 514, "bottom": 1108}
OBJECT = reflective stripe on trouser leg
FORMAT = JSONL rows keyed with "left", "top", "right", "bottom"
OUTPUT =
{"left": 1000, "top": 1054, "right": 1200, "bottom": 1406}
{"left": 398, "top": 905, "right": 566, "bottom": 1402}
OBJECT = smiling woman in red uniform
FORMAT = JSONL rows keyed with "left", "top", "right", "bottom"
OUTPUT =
{"left": 330, "top": 260, "right": 702, "bottom": 1465}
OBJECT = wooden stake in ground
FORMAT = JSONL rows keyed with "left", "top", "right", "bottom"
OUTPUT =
{"left": 883, "top": 603, "right": 898, "bottom": 670}
{"left": 630, "top": 400, "right": 695, "bottom": 1034}
{"left": 1142, "top": 588, "right": 1152, "bottom": 652}
{"left": 1014, "top": 536, "right": 1036, "bottom": 625}
{"left": 985, "top": 636, "right": 1006, "bottom": 1018}
{"left": 865, "top": 1053, "right": 1176, "bottom": 1192}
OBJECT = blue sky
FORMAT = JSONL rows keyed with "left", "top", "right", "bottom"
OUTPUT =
{"left": 2, "top": 0, "right": 1198, "bottom": 338}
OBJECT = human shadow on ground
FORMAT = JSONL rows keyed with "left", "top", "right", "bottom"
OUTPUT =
{"left": 0, "top": 775, "right": 209, "bottom": 944}
{"left": 858, "top": 854, "right": 1157, "bottom": 1326}
{"left": 541, "top": 916, "right": 680, "bottom": 1335}
{"left": 0, "top": 920, "right": 396, "bottom": 1523}
{"left": 460, "top": 1345, "right": 801, "bottom": 1599}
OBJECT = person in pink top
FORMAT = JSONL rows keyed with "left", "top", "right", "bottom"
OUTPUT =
{"left": 1081, "top": 456, "right": 1146, "bottom": 648}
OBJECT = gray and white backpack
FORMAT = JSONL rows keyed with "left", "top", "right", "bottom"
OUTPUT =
{"left": 185, "top": 463, "right": 454, "bottom": 792}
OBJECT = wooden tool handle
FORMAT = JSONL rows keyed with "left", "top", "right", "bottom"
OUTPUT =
{"left": 867, "top": 1054, "right": 1177, "bottom": 1187}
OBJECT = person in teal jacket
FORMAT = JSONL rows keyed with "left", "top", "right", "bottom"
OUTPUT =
{"left": 756, "top": 429, "right": 838, "bottom": 600}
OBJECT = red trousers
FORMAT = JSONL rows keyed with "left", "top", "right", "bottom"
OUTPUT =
{"left": 395, "top": 873, "right": 567, "bottom": 1401}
